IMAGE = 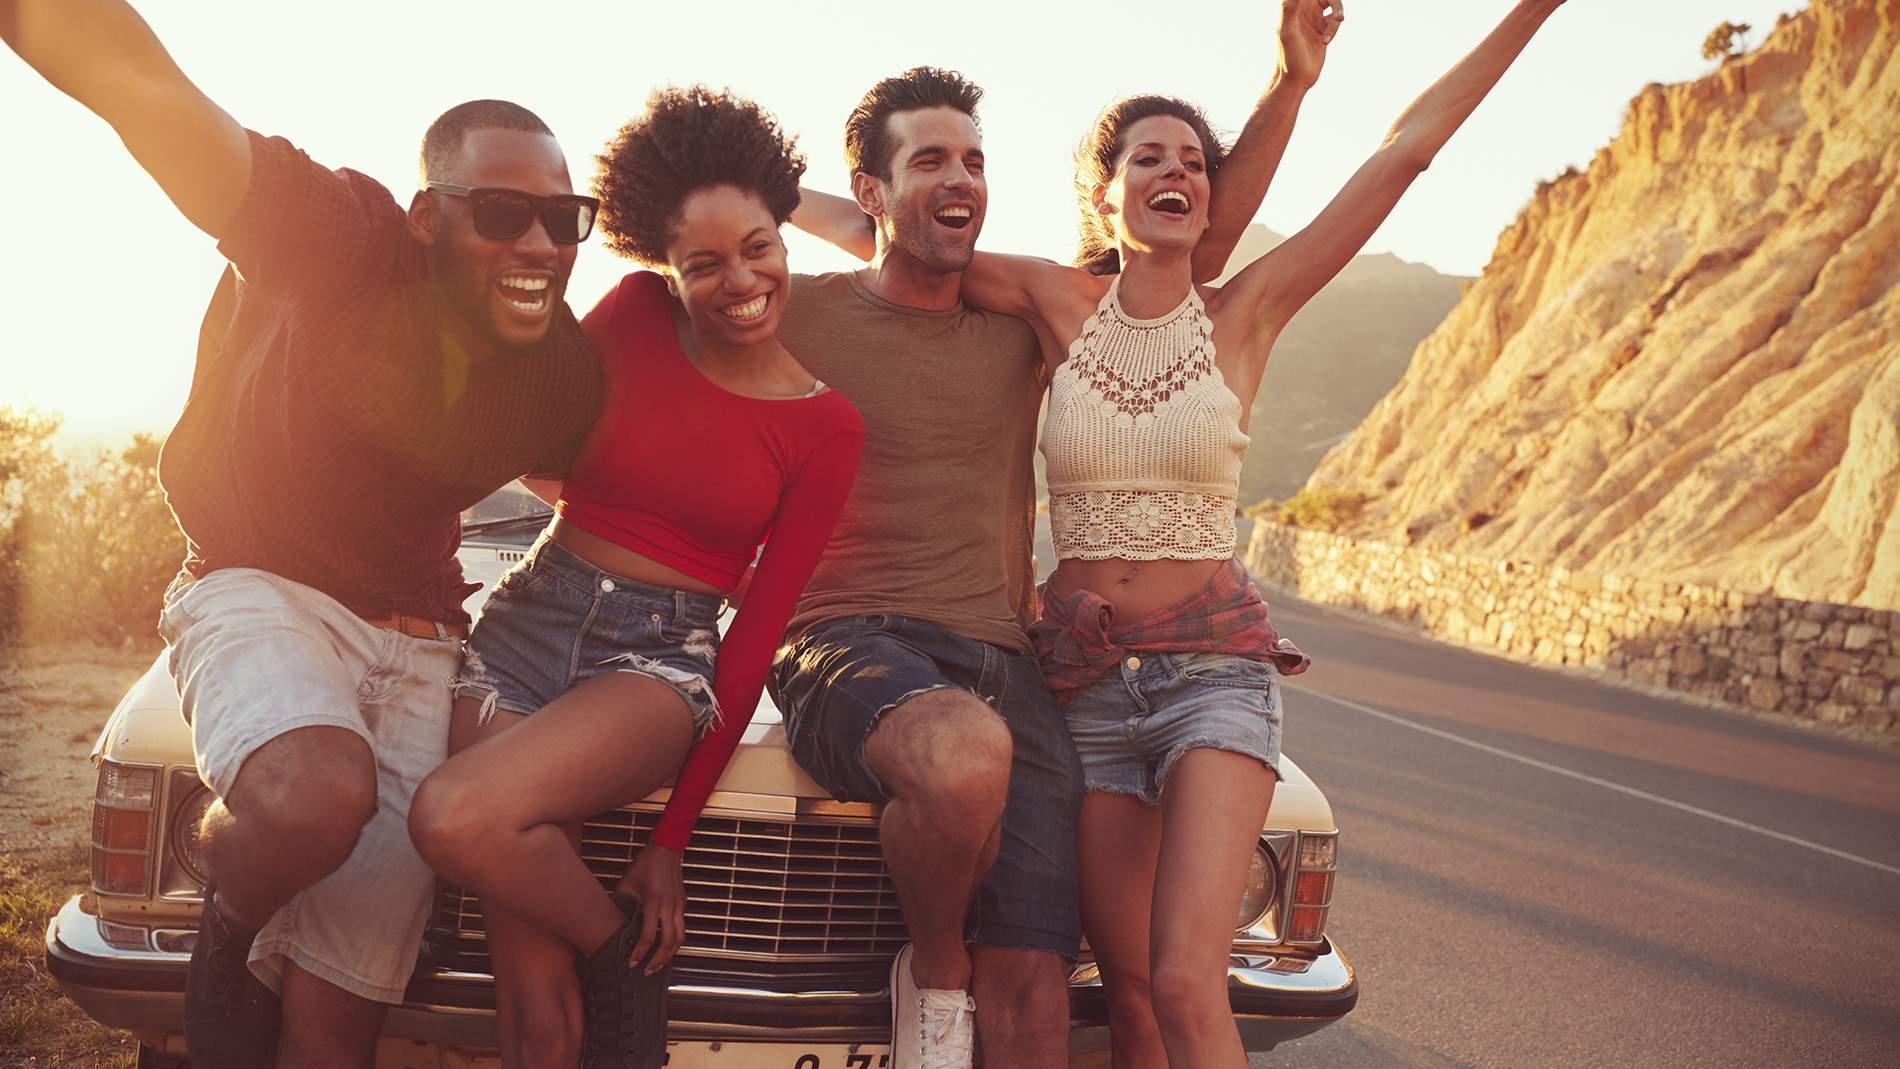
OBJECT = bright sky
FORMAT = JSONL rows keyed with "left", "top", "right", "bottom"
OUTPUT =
{"left": 1, "top": 0, "right": 1798, "bottom": 446}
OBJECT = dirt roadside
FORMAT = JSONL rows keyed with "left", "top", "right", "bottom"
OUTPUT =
{"left": 0, "top": 643, "right": 155, "bottom": 872}
{"left": 1, "top": 642, "right": 153, "bottom": 1066}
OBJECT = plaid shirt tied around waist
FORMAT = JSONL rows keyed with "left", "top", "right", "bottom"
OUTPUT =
{"left": 1029, "top": 557, "right": 1310, "bottom": 705}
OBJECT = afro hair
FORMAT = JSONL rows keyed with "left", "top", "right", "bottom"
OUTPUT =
{"left": 594, "top": 85, "right": 806, "bottom": 267}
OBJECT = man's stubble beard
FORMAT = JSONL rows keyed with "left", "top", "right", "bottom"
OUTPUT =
{"left": 436, "top": 247, "right": 568, "bottom": 359}
{"left": 886, "top": 209, "right": 980, "bottom": 276}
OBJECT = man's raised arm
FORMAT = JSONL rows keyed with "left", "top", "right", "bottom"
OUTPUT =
{"left": 1193, "top": 0, "right": 1344, "bottom": 283}
{"left": 1, "top": 0, "right": 250, "bottom": 237}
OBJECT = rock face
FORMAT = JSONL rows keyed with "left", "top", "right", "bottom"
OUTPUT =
{"left": 1216, "top": 226, "right": 1470, "bottom": 505}
{"left": 1308, "top": 0, "right": 1900, "bottom": 610}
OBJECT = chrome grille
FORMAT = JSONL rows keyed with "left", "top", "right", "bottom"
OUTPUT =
{"left": 430, "top": 807, "right": 907, "bottom": 967}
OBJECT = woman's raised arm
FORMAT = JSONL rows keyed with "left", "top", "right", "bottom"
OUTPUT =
{"left": 1217, "top": 0, "right": 1569, "bottom": 344}
{"left": 1194, "top": 0, "right": 1345, "bottom": 283}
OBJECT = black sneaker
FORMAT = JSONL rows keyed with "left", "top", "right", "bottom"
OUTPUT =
{"left": 575, "top": 893, "right": 669, "bottom": 1069}
{"left": 184, "top": 882, "right": 281, "bottom": 1069}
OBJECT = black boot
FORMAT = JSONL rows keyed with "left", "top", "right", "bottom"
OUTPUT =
{"left": 575, "top": 893, "right": 669, "bottom": 1068}
{"left": 184, "top": 882, "right": 281, "bottom": 1068}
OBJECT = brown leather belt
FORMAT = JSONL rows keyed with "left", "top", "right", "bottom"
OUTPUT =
{"left": 360, "top": 613, "right": 468, "bottom": 640}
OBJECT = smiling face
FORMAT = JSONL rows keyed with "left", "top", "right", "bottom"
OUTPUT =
{"left": 864, "top": 106, "right": 987, "bottom": 275}
{"left": 418, "top": 127, "right": 579, "bottom": 362}
{"left": 1100, "top": 115, "right": 1211, "bottom": 255}
{"left": 663, "top": 185, "right": 789, "bottom": 353}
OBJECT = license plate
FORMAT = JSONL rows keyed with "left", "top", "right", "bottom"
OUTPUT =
{"left": 663, "top": 1043, "right": 894, "bottom": 1069}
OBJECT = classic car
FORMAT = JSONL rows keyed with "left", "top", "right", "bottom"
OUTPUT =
{"left": 46, "top": 498, "right": 1357, "bottom": 1066}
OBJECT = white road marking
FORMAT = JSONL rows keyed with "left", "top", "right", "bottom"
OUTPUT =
{"left": 1292, "top": 685, "right": 1900, "bottom": 878}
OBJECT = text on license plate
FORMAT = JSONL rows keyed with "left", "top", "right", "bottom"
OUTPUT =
{"left": 663, "top": 1044, "right": 894, "bottom": 1069}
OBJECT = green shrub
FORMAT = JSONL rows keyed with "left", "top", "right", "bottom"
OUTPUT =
{"left": 1273, "top": 488, "right": 1366, "bottom": 531}
{"left": 0, "top": 403, "right": 183, "bottom": 648}
{"left": 0, "top": 404, "right": 60, "bottom": 650}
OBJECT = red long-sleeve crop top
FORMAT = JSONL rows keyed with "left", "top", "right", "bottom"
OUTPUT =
{"left": 563, "top": 271, "right": 863, "bottom": 851}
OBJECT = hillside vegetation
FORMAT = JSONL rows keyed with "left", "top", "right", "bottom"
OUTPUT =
{"left": 1216, "top": 226, "right": 1469, "bottom": 505}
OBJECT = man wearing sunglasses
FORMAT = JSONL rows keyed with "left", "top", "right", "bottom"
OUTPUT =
{"left": 2, "top": 2, "right": 604, "bottom": 1067}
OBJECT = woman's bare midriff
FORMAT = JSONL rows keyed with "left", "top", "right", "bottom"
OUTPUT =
{"left": 547, "top": 516, "right": 728, "bottom": 598}
{"left": 1048, "top": 556, "right": 1227, "bottom": 624}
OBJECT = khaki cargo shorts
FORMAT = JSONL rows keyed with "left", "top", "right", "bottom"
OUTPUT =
{"left": 160, "top": 568, "right": 462, "bottom": 1004}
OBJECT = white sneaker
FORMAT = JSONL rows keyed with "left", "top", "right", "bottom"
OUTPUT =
{"left": 889, "top": 943, "right": 975, "bottom": 1069}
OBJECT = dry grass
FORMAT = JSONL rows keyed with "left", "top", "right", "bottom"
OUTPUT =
{"left": 0, "top": 642, "right": 152, "bottom": 1067}
{"left": 0, "top": 852, "right": 137, "bottom": 1067}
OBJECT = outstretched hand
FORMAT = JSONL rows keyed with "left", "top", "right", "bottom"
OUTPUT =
{"left": 1279, "top": 0, "right": 1345, "bottom": 90}
{"left": 616, "top": 843, "right": 687, "bottom": 974}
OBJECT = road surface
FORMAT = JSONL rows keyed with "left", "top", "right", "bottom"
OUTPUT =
{"left": 1251, "top": 597, "right": 1900, "bottom": 1068}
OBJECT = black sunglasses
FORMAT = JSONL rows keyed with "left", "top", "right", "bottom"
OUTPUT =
{"left": 426, "top": 183, "right": 600, "bottom": 245}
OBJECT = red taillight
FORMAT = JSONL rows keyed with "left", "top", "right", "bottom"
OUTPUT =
{"left": 1295, "top": 869, "right": 1334, "bottom": 904}
{"left": 94, "top": 805, "right": 151, "bottom": 851}
{"left": 92, "top": 761, "right": 159, "bottom": 898}
{"left": 1286, "top": 832, "right": 1337, "bottom": 944}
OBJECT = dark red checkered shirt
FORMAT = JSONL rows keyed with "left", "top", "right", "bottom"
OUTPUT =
{"left": 1028, "top": 558, "right": 1310, "bottom": 704}
{"left": 158, "top": 132, "right": 603, "bottom": 625}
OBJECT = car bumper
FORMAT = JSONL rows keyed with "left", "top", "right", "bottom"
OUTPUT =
{"left": 48, "top": 895, "right": 1357, "bottom": 1051}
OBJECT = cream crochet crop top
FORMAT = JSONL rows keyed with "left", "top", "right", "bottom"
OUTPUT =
{"left": 1042, "top": 277, "right": 1249, "bottom": 561}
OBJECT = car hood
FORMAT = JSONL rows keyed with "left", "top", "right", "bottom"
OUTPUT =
{"left": 95, "top": 541, "right": 1335, "bottom": 830}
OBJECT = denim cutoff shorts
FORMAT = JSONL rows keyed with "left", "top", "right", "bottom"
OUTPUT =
{"left": 771, "top": 615, "right": 1084, "bottom": 959}
{"left": 1064, "top": 650, "right": 1283, "bottom": 806}
{"left": 452, "top": 536, "right": 725, "bottom": 733}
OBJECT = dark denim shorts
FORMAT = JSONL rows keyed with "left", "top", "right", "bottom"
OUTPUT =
{"left": 770, "top": 615, "right": 1084, "bottom": 959}
{"left": 452, "top": 536, "right": 725, "bottom": 733}
{"left": 1065, "top": 651, "right": 1283, "bottom": 806}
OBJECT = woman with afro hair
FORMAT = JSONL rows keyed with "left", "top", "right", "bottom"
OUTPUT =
{"left": 410, "top": 86, "right": 863, "bottom": 1068}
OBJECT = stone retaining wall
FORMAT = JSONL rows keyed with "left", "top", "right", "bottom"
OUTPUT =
{"left": 1243, "top": 522, "right": 1900, "bottom": 737}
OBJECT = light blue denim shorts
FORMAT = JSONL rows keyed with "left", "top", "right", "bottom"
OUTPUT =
{"left": 1063, "top": 650, "right": 1283, "bottom": 806}
{"left": 452, "top": 536, "right": 724, "bottom": 734}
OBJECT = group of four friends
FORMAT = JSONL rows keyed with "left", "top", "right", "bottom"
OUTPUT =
{"left": 0, "top": 0, "right": 1570, "bottom": 1065}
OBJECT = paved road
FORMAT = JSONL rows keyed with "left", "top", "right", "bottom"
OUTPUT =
{"left": 1245, "top": 597, "right": 1900, "bottom": 1069}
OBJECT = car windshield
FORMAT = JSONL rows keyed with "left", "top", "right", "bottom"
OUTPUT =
{"left": 461, "top": 485, "right": 554, "bottom": 547}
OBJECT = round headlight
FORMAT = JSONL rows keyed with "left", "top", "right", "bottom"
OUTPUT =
{"left": 1235, "top": 844, "right": 1276, "bottom": 932}
{"left": 171, "top": 784, "right": 216, "bottom": 887}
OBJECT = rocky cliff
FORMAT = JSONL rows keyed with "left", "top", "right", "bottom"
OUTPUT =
{"left": 1308, "top": 0, "right": 1900, "bottom": 611}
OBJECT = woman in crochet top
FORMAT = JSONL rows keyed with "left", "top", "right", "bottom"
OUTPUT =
{"left": 991, "top": 6, "right": 1567, "bottom": 1064}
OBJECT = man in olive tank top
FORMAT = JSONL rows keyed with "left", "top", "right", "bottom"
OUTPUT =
{"left": 773, "top": 59, "right": 1319, "bottom": 1067}
{"left": 772, "top": 69, "right": 1074, "bottom": 1069}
